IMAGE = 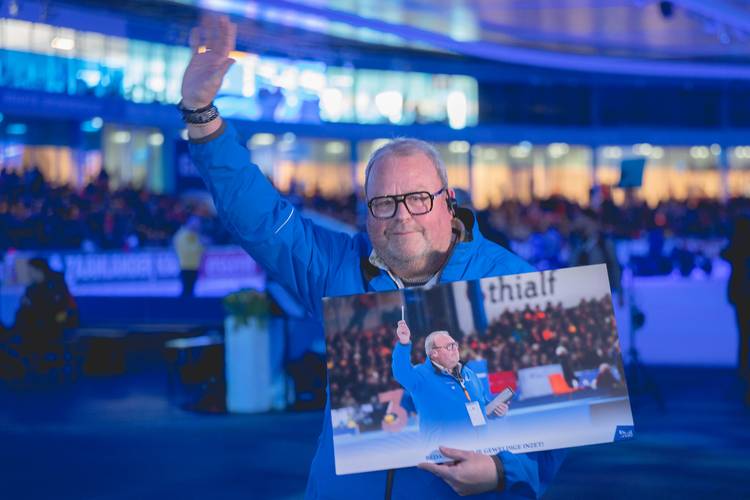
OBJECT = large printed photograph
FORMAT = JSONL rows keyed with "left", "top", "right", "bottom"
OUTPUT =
{"left": 323, "top": 264, "right": 634, "bottom": 475}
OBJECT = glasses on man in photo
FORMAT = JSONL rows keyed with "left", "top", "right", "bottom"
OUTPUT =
{"left": 432, "top": 341, "right": 458, "bottom": 352}
{"left": 367, "top": 187, "right": 447, "bottom": 219}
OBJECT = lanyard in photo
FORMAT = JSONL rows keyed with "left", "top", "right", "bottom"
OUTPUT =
{"left": 436, "top": 361, "right": 473, "bottom": 402}
{"left": 455, "top": 376, "right": 471, "bottom": 402}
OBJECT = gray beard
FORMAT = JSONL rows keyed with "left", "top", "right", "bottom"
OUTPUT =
{"left": 380, "top": 248, "right": 446, "bottom": 283}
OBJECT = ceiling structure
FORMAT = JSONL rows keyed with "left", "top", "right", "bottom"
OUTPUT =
{"left": 10, "top": 0, "right": 750, "bottom": 79}
{"left": 181, "top": 0, "right": 750, "bottom": 79}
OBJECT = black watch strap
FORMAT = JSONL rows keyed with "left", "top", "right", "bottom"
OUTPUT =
{"left": 177, "top": 100, "right": 219, "bottom": 124}
{"left": 491, "top": 455, "right": 505, "bottom": 491}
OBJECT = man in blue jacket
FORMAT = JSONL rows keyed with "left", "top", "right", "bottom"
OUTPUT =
{"left": 181, "top": 15, "right": 565, "bottom": 499}
{"left": 392, "top": 321, "right": 509, "bottom": 447}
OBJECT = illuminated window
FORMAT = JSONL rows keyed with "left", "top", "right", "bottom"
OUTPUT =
{"left": 596, "top": 146, "right": 724, "bottom": 205}
{"left": 729, "top": 146, "right": 750, "bottom": 197}
{"left": 102, "top": 124, "right": 164, "bottom": 192}
{"left": 0, "top": 18, "right": 479, "bottom": 126}
{"left": 471, "top": 145, "right": 532, "bottom": 207}
{"left": 2, "top": 19, "right": 32, "bottom": 51}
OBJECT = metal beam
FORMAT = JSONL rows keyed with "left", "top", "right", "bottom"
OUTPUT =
{"left": 197, "top": 0, "right": 750, "bottom": 80}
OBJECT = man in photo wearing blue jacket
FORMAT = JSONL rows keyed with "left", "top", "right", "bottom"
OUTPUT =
{"left": 392, "top": 321, "right": 508, "bottom": 447}
{"left": 181, "top": 15, "right": 565, "bottom": 499}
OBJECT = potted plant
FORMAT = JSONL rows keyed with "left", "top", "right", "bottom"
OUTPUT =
{"left": 223, "top": 289, "right": 273, "bottom": 413}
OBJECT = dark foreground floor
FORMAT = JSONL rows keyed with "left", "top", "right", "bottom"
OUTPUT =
{"left": 1, "top": 365, "right": 748, "bottom": 500}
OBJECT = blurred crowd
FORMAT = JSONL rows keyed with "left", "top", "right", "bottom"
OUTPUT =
{"left": 479, "top": 193, "right": 749, "bottom": 243}
{"left": 328, "top": 296, "right": 623, "bottom": 409}
{"left": 475, "top": 193, "right": 750, "bottom": 273}
{"left": 2, "top": 166, "right": 748, "bottom": 280}
{"left": 0, "top": 167, "right": 359, "bottom": 252}
{"left": 0, "top": 167, "right": 233, "bottom": 252}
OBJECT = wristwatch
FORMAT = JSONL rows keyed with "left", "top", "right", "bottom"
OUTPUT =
{"left": 177, "top": 100, "right": 219, "bottom": 124}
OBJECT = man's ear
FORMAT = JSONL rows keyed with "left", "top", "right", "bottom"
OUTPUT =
{"left": 446, "top": 188, "right": 457, "bottom": 215}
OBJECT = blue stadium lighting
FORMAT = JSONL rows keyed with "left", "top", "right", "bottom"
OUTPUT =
{"left": 77, "top": 69, "right": 102, "bottom": 88}
{"left": 81, "top": 117, "right": 103, "bottom": 133}
{"left": 5, "top": 123, "right": 27, "bottom": 135}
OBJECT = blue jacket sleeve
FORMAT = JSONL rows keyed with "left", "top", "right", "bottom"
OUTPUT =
{"left": 188, "top": 123, "right": 356, "bottom": 315}
{"left": 391, "top": 342, "right": 421, "bottom": 393}
{"left": 498, "top": 448, "right": 566, "bottom": 498}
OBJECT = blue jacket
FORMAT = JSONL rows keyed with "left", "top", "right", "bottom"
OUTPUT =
{"left": 189, "top": 122, "right": 566, "bottom": 499}
{"left": 392, "top": 342, "right": 492, "bottom": 444}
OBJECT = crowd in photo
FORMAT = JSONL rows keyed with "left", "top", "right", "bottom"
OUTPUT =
{"left": 327, "top": 323, "right": 407, "bottom": 410}
{"left": 462, "top": 297, "right": 624, "bottom": 389}
{"left": 327, "top": 296, "right": 622, "bottom": 409}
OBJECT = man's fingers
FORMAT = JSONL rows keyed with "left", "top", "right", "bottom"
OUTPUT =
{"left": 202, "top": 14, "right": 221, "bottom": 47}
{"left": 189, "top": 27, "right": 202, "bottom": 54}
{"left": 417, "top": 461, "right": 455, "bottom": 481}
{"left": 493, "top": 403, "right": 507, "bottom": 415}
{"left": 191, "top": 15, "right": 234, "bottom": 56}
{"left": 200, "top": 14, "right": 229, "bottom": 53}
{"left": 213, "top": 17, "right": 234, "bottom": 56}
{"left": 225, "top": 19, "right": 238, "bottom": 54}
{"left": 213, "top": 15, "right": 235, "bottom": 55}
{"left": 439, "top": 446, "right": 473, "bottom": 461}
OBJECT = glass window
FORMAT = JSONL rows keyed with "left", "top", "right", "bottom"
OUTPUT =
{"left": 320, "top": 67, "right": 355, "bottom": 123}
{"left": 79, "top": 31, "right": 106, "bottom": 62}
{"left": 471, "top": 145, "right": 532, "bottom": 207}
{"left": 144, "top": 42, "right": 167, "bottom": 102}
{"left": 165, "top": 45, "right": 190, "bottom": 104}
{"left": 52, "top": 27, "right": 76, "bottom": 58}
{"left": 275, "top": 138, "right": 352, "bottom": 198}
{"left": 102, "top": 124, "right": 164, "bottom": 191}
{"left": 728, "top": 146, "right": 750, "bottom": 197}
{"left": 125, "top": 40, "right": 149, "bottom": 103}
{"left": 29, "top": 23, "right": 53, "bottom": 55}
{"left": 434, "top": 142, "right": 470, "bottom": 191}
{"left": 0, "top": 19, "right": 479, "bottom": 123}
{"left": 596, "top": 145, "right": 723, "bottom": 205}
{"left": 2, "top": 19, "right": 32, "bottom": 51}
{"left": 537, "top": 144, "right": 592, "bottom": 204}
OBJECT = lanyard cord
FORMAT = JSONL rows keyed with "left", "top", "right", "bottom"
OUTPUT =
{"left": 385, "top": 469, "right": 395, "bottom": 500}
{"left": 456, "top": 377, "right": 471, "bottom": 402}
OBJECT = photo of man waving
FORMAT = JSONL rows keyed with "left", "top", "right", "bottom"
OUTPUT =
{"left": 392, "top": 320, "right": 509, "bottom": 446}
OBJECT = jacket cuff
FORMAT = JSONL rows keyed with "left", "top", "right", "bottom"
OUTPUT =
{"left": 491, "top": 455, "right": 505, "bottom": 491}
{"left": 188, "top": 119, "right": 227, "bottom": 144}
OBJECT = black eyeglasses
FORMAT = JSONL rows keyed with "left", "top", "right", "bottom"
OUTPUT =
{"left": 367, "top": 187, "right": 447, "bottom": 219}
{"left": 432, "top": 341, "right": 458, "bottom": 352}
